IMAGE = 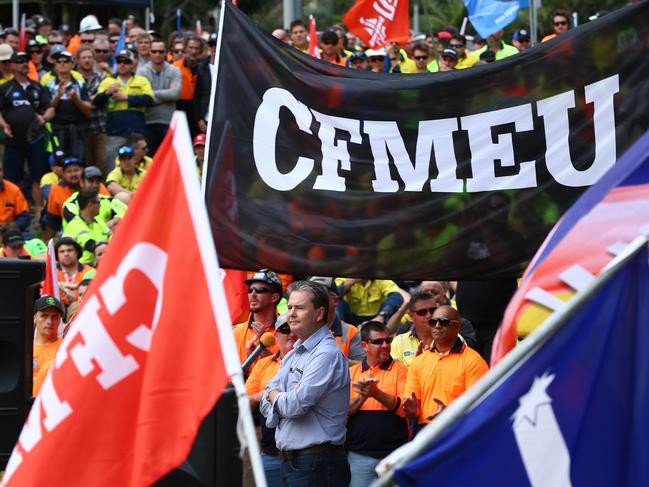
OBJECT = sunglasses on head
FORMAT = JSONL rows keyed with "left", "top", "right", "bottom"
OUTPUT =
{"left": 277, "top": 324, "right": 291, "bottom": 335}
{"left": 365, "top": 337, "right": 393, "bottom": 345}
{"left": 413, "top": 306, "right": 437, "bottom": 317}
{"left": 413, "top": 55, "right": 428, "bottom": 61}
{"left": 428, "top": 317, "right": 459, "bottom": 327}
{"left": 248, "top": 286, "right": 271, "bottom": 294}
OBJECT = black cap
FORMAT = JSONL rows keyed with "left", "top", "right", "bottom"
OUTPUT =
{"left": 10, "top": 51, "right": 29, "bottom": 63}
{"left": 308, "top": 276, "right": 339, "bottom": 296}
{"left": 54, "top": 236, "right": 82, "bottom": 259}
{"left": 115, "top": 48, "right": 136, "bottom": 63}
{"left": 514, "top": 29, "right": 530, "bottom": 41}
{"left": 480, "top": 49, "right": 496, "bottom": 62}
{"left": 245, "top": 269, "right": 282, "bottom": 293}
{"left": 2, "top": 229, "right": 25, "bottom": 248}
{"left": 441, "top": 47, "right": 458, "bottom": 60}
{"left": 321, "top": 30, "right": 339, "bottom": 43}
{"left": 34, "top": 295, "right": 64, "bottom": 313}
{"left": 84, "top": 166, "right": 103, "bottom": 179}
{"left": 208, "top": 33, "right": 217, "bottom": 46}
{"left": 350, "top": 51, "right": 368, "bottom": 61}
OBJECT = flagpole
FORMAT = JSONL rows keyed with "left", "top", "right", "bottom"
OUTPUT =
{"left": 171, "top": 111, "right": 267, "bottom": 487}
{"left": 200, "top": 0, "right": 227, "bottom": 195}
{"left": 373, "top": 232, "right": 649, "bottom": 486}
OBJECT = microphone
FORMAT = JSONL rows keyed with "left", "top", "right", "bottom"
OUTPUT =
{"left": 242, "top": 332, "right": 276, "bottom": 375}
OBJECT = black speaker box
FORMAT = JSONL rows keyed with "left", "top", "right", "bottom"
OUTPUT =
{"left": 0, "top": 258, "right": 44, "bottom": 468}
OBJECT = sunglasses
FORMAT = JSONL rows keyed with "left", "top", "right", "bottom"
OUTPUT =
{"left": 116, "top": 59, "right": 132, "bottom": 65}
{"left": 428, "top": 317, "right": 459, "bottom": 327}
{"left": 94, "top": 49, "right": 109, "bottom": 54}
{"left": 413, "top": 55, "right": 428, "bottom": 61}
{"left": 413, "top": 306, "right": 437, "bottom": 317}
{"left": 248, "top": 286, "right": 272, "bottom": 294}
{"left": 56, "top": 59, "right": 72, "bottom": 64}
{"left": 173, "top": 49, "right": 184, "bottom": 54}
{"left": 277, "top": 324, "right": 291, "bottom": 335}
{"left": 150, "top": 50, "right": 165, "bottom": 54}
{"left": 554, "top": 21, "right": 568, "bottom": 26}
{"left": 322, "top": 40, "right": 337, "bottom": 45}
{"left": 369, "top": 56, "right": 384, "bottom": 62}
{"left": 365, "top": 337, "right": 393, "bottom": 345}
{"left": 29, "top": 49, "right": 42, "bottom": 54}
{"left": 449, "top": 43, "right": 464, "bottom": 48}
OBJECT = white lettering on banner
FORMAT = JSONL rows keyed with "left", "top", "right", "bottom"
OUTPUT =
{"left": 360, "top": 16, "right": 387, "bottom": 47}
{"left": 311, "top": 110, "right": 361, "bottom": 191}
{"left": 5, "top": 242, "right": 170, "bottom": 478}
{"left": 373, "top": 0, "right": 397, "bottom": 20}
{"left": 538, "top": 75, "right": 619, "bottom": 186}
{"left": 251, "top": 74, "right": 620, "bottom": 193}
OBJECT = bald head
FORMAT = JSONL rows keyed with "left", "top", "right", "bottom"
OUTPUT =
{"left": 433, "top": 305, "right": 460, "bottom": 321}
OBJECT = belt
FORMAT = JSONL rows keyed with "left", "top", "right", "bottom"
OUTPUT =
{"left": 279, "top": 443, "right": 342, "bottom": 461}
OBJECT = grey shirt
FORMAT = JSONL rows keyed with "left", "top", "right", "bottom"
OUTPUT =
{"left": 136, "top": 61, "right": 181, "bottom": 125}
{"left": 261, "top": 325, "right": 350, "bottom": 451}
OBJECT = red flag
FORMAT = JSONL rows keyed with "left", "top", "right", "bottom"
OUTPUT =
{"left": 222, "top": 268, "right": 249, "bottom": 324}
{"left": 41, "top": 239, "right": 60, "bottom": 301}
{"left": 2, "top": 113, "right": 237, "bottom": 486}
{"left": 308, "top": 15, "right": 321, "bottom": 59}
{"left": 343, "top": 0, "right": 410, "bottom": 48}
{"left": 18, "top": 14, "right": 26, "bottom": 51}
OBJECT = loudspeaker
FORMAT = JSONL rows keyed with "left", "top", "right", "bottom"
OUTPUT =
{"left": 154, "top": 385, "right": 243, "bottom": 487}
{"left": 0, "top": 258, "right": 44, "bottom": 468}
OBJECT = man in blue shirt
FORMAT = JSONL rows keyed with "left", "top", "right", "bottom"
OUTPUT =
{"left": 260, "top": 280, "right": 351, "bottom": 487}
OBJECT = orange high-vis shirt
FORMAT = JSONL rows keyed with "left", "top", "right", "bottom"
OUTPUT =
{"left": 0, "top": 179, "right": 29, "bottom": 223}
{"left": 33, "top": 338, "right": 62, "bottom": 380}
{"left": 245, "top": 354, "right": 281, "bottom": 395}
{"left": 232, "top": 317, "right": 279, "bottom": 363}
{"left": 405, "top": 339, "right": 488, "bottom": 424}
{"left": 350, "top": 358, "right": 408, "bottom": 414}
{"left": 172, "top": 59, "right": 197, "bottom": 100}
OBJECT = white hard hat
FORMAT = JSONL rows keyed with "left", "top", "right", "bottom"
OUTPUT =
{"left": 79, "top": 15, "right": 102, "bottom": 33}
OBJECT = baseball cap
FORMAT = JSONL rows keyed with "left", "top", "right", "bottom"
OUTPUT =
{"left": 27, "top": 39, "right": 42, "bottom": 50}
{"left": 308, "top": 276, "right": 339, "bottom": 295}
{"left": 62, "top": 156, "right": 83, "bottom": 168}
{"left": 193, "top": 134, "right": 206, "bottom": 146}
{"left": 274, "top": 314, "right": 288, "bottom": 330}
{"left": 49, "top": 150, "right": 68, "bottom": 166}
{"left": 441, "top": 47, "right": 458, "bottom": 60}
{"left": 10, "top": 51, "right": 30, "bottom": 63}
{"left": 349, "top": 51, "right": 368, "bottom": 62}
{"left": 365, "top": 48, "right": 386, "bottom": 57}
{"left": 514, "top": 29, "right": 530, "bottom": 41}
{"left": 52, "top": 50, "right": 74, "bottom": 61}
{"left": 208, "top": 33, "right": 217, "bottom": 46}
{"left": 115, "top": 49, "right": 136, "bottom": 63}
{"left": 49, "top": 44, "right": 66, "bottom": 58}
{"left": 2, "top": 229, "right": 25, "bottom": 248}
{"left": 117, "top": 145, "right": 135, "bottom": 157}
{"left": 245, "top": 269, "right": 283, "bottom": 293}
{"left": 0, "top": 44, "right": 13, "bottom": 61}
{"left": 84, "top": 166, "right": 103, "bottom": 179}
{"left": 34, "top": 295, "right": 64, "bottom": 313}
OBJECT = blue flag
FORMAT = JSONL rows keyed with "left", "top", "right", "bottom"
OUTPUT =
{"left": 464, "top": 0, "right": 520, "bottom": 38}
{"left": 395, "top": 247, "right": 649, "bottom": 486}
{"left": 111, "top": 21, "right": 127, "bottom": 74}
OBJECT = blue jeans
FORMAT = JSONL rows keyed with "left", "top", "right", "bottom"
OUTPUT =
{"left": 348, "top": 451, "right": 380, "bottom": 487}
{"left": 262, "top": 452, "right": 283, "bottom": 487}
{"left": 280, "top": 447, "right": 350, "bottom": 487}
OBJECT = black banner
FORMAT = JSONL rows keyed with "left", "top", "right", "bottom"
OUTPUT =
{"left": 206, "top": 1, "right": 649, "bottom": 280}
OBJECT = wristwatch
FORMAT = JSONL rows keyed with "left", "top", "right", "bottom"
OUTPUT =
{"left": 379, "top": 310, "right": 390, "bottom": 319}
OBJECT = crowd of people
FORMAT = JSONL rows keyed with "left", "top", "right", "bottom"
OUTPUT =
{"left": 0, "top": 9, "right": 578, "bottom": 487}
{"left": 273, "top": 9, "right": 573, "bottom": 73}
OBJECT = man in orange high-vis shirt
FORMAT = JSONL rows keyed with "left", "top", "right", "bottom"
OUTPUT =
{"left": 347, "top": 321, "right": 409, "bottom": 486}
{"left": 403, "top": 305, "right": 488, "bottom": 431}
{"left": 172, "top": 37, "right": 203, "bottom": 137}
{"left": 233, "top": 268, "right": 282, "bottom": 363}
{"left": 246, "top": 314, "right": 297, "bottom": 487}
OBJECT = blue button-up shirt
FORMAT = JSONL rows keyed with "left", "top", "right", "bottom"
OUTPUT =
{"left": 260, "top": 325, "right": 350, "bottom": 450}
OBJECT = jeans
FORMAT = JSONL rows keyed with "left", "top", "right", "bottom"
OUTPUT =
{"left": 262, "top": 452, "right": 283, "bottom": 487}
{"left": 280, "top": 447, "right": 350, "bottom": 487}
{"left": 3, "top": 138, "right": 47, "bottom": 184}
{"left": 348, "top": 451, "right": 380, "bottom": 487}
